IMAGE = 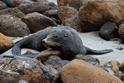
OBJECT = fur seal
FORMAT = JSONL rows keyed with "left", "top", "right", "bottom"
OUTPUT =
{"left": 4, "top": 26, "right": 113, "bottom": 60}
{"left": 99, "top": 22, "right": 118, "bottom": 40}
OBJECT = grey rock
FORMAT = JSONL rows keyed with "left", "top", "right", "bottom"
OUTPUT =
{"left": 43, "top": 56, "right": 70, "bottom": 71}
{"left": 0, "top": 69, "right": 20, "bottom": 83}
{"left": 18, "top": 2, "right": 58, "bottom": 14}
{"left": 74, "top": 54, "right": 99, "bottom": 65}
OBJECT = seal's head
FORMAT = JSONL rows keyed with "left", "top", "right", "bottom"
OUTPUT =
{"left": 42, "top": 29, "right": 73, "bottom": 49}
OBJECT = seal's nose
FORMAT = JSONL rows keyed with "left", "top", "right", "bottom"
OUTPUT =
{"left": 42, "top": 40, "right": 45, "bottom": 44}
{"left": 42, "top": 39, "right": 46, "bottom": 44}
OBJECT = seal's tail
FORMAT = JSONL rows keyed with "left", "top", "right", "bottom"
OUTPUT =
{"left": 85, "top": 46, "right": 113, "bottom": 54}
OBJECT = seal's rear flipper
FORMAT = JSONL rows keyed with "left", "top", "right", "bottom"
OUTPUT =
{"left": 85, "top": 47, "right": 113, "bottom": 54}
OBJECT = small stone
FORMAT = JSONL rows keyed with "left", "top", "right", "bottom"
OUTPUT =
{"left": 118, "top": 24, "right": 124, "bottom": 41}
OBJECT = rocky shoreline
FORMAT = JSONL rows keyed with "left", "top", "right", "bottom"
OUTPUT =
{"left": 0, "top": 0, "right": 124, "bottom": 83}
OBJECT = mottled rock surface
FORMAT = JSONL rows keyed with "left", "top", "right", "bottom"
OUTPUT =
{"left": 43, "top": 9, "right": 58, "bottom": 19}
{"left": 74, "top": 54, "right": 99, "bottom": 65}
{"left": 0, "top": 1, "right": 7, "bottom": 10}
{"left": 60, "top": 59, "right": 122, "bottom": 83}
{"left": 78, "top": 1, "right": 124, "bottom": 32}
{"left": 10, "top": 0, "right": 33, "bottom": 7}
{"left": 57, "top": 0, "right": 83, "bottom": 10}
{"left": 0, "top": 14, "right": 30, "bottom": 37}
{"left": 0, "top": 70, "right": 20, "bottom": 83}
{"left": 118, "top": 23, "right": 124, "bottom": 41}
{"left": 43, "top": 56, "right": 70, "bottom": 71}
{"left": 3, "top": 57, "right": 58, "bottom": 83}
{"left": 2, "top": 0, "right": 13, "bottom": 6}
{"left": 58, "top": 6, "right": 82, "bottom": 31}
{"left": 0, "top": 8, "right": 25, "bottom": 18}
{"left": 0, "top": 33, "right": 15, "bottom": 54}
{"left": 21, "top": 12, "right": 57, "bottom": 33}
{"left": 18, "top": 2, "right": 58, "bottom": 14}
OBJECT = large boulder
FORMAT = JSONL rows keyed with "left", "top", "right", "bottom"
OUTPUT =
{"left": 0, "top": 8, "right": 25, "bottom": 18}
{"left": 0, "top": 70, "right": 20, "bottom": 83}
{"left": 3, "top": 57, "right": 59, "bottom": 83}
{"left": 0, "top": 1, "right": 7, "bottom": 10}
{"left": 78, "top": 1, "right": 124, "bottom": 32}
{"left": 0, "top": 14, "right": 30, "bottom": 37}
{"left": 58, "top": 6, "right": 82, "bottom": 31}
{"left": 0, "top": 33, "right": 15, "bottom": 54}
{"left": 57, "top": 0, "right": 83, "bottom": 10}
{"left": 18, "top": 2, "right": 58, "bottom": 14}
{"left": 21, "top": 12, "right": 57, "bottom": 33}
{"left": 60, "top": 59, "right": 122, "bottom": 83}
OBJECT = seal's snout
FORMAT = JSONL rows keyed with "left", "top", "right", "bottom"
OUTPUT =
{"left": 42, "top": 40, "right": 45, "bottom": 44}
{"left": 42, "top": 39, "right": 46, "bottom": 44}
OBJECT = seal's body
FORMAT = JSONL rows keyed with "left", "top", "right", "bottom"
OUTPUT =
{"left": 4, "top": 26, "right": 113, "bottom": 60}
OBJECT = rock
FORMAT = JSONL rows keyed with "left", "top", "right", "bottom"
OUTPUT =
{"left": 10, "top": 0, "right": 33, "bottom": 7}
{"left": 74, "top": 54, "right": 99, "bottom": 65}
{"left": 0, "top": 57, "right": 12, "bottom": 69}
{"left": 60, "top": 59, "right": 122, "bottom": 83}
{"left": 78, "top": 1, "right": 124, "bottom": 32}
{"left": 21, "top": 12, "right": 57, "bottom": 33}
{"left": 43, "top": 56, "right": 70, "bottom": 71}
{"left": 43, "top": 10, "right": 59, "bottom": 19}
{"left": 0, "top": 14, "right": 30, "bottom": 37}
{"left": 0, "top": 1, "right": 7, "bottom": 10}
{"left": 2, "top": 0, "right": 13, "bottom": 6}
{"left": 118, "top": 24, "right": 124, "bottom": 41}
{"left": 0, "top": 8, "right": 25, "bottom": 18}
{"left": 0, "top": 70, "right": 20, "bottom": 83}
{"left": 58, "top": 6, "right": 82, "bottom": 31}
{"left": 0, "top": 33, "right": 15, "bottom": 54}
{"left": 18, "top": 2, "right": 58, "bottom": 14}
{"left": 99, "top": 22, "right": 118, "bottom": 40}
{"left": 3, "top": 57, "right": 59, "bottom": 83}
{"left": 33, "top": 0, "right": 48, "bottom": 2}
{"left": 57, "top": 0, "right": 83, "bottom": 10}
{"left": 115, "top": 46, "right": 123, "bottom": 50}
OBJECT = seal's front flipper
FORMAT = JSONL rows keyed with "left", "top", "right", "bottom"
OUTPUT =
{"left": 3, "top": 52, "right": 39, "bottom": 58}
{"left": 3, "top": 55, "right": 14, "bottom": 58}
{"left": 85, "top": 46, "right": 113, "bottom": 54}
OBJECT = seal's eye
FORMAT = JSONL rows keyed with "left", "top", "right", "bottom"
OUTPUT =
{"left": 53, "top": 35, "right": 58, "bottom": 38}
{"left": 64, "top": 34, "right": 68, "bottom": 37}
